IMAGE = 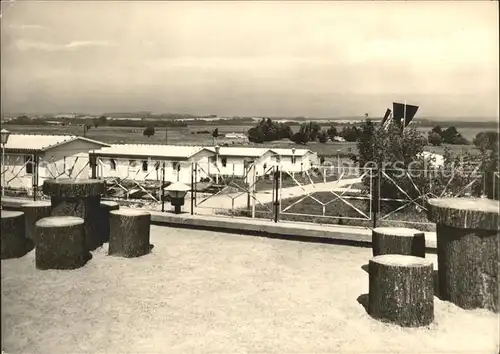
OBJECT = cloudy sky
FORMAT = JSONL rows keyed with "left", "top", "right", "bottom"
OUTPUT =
{"left": 1, "top": 1, "right": 498, "bottom": 119}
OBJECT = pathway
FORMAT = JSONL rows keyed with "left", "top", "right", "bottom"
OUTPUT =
{"left": 195, "top": 177, "right": 363, "bottom": 215}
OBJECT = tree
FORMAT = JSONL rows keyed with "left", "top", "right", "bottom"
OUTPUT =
{"left": 212, "top": 128, "right": 219, "bottom": 138}
{"left": 427, "top": 131, "right": 442, "bottom": 146}
{"left": 97, "top": 115, "right": 108, "bottom": 126}
{"left": 93, "top": 119, "right": 99, "bottom": 128}
{"left": 247, "top": 126, "right": 265, "bottom": 143}
{"left": 341, "top": 126, "right": 360, "bottom": 142}
{"left": 473, "top": 131, "right": 499, "bottom": 150}
{"left": 327, "top": 126, "right": 338, "bottom": 141}
{"left": 431, "top": 125, "right": 443, "bottom": 136}
{"left": 290, "top": 131, "right": 309, "bottom": 145}
{"left": 441, "top": 126, "right": 468, "bottom": 145}
{"left": 298, "top": 122, "right": 321, "bottom": 142}
{"left": 143, "top": 125, "right": 155, "bottom": 137}
{"left": 247, "top": 118, "right": 293, "bottom": 142}
{"left": 318, "top": 130, "right": 328, "bottom": 143}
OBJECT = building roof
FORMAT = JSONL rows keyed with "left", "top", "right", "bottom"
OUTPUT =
{"left": 205, "top": 146, "right": 271, "bottom": 157}
{"left": 93, "top": 144, "right": 212, "bottom": 160}
{"left": 4, "top": 134, "right": 110, "bottom": 153}
{"left": 269, "top": 148, "right": 314, "bottom": 157}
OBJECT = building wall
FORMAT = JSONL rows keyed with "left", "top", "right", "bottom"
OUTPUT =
{"left": 2, "top": 140, "right": 106, "bottom": 191}
{"left": 96, "top": 150, "right": 214, "bottom": 184}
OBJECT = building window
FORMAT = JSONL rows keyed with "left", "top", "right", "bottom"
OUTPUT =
{"left": 173, "top": 162, "right": 180, "bottom": 171}
{"left": 154, "top": 161, "right": 160, "bottom": 170}
{"left": 25, "top": 155, "right": 33, "bottom": 174}
{"left": 110, "top": 159, "right": 117, "bottom": 170}
{"left": 209, "top": 156, "right": 216, "bottom": 164}
{"left": 129, "top": 160, "right": 137, "bottom": 167}
{"left": 221, "top": 157, "right": 227, "bottom": 167}
{"left": 142, "top": 160, "right": 148, "bottom": 172}
{"left": 291, "top": 156, "right": 296, "bottom": 164}
{"left": 276, "top": 156, "right": 281, "bottom": 163}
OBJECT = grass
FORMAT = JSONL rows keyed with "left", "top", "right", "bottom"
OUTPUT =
{"left": 222, "top": 191, "right": 436, "bottom": 231}
{"left": 1, "top": 225, "right": 498, "bottom": 353}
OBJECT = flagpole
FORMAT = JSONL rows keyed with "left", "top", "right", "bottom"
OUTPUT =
{"left": 403, "top": 100, "right": 407, "bottom": 133}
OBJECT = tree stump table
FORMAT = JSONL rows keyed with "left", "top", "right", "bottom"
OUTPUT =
{"left": 109, "top": 209, "right": 151, "bottom": 258}
{"left": 43, "top": 179, "right": 105, "bottom": 251}
{"left": 35, "top": 216, "right": 89, "bottom": 270}
{"left": 372, "top": 227, "right": 426, "bottom": 258}
{"left": 100, "top": 201, "right": 120, "bottom": 243}
{"left": 427, "top": 197, "right": 499, "bottom": 312}
{"left": 368, "top": 254, "right": 434, "bottom": 327}
{"left": 1, "top": 210, "right": 32, "bottom": 259}
{"left": 20, "top": 201, "right": 51, "bottom": 242}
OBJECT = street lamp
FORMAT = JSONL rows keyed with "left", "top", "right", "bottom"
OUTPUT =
{"left": 214, "top": 144, "right": 220, "bottom": 185}
{"left": 164, "top": 181, "right": 190, "bottom": 214}
{"left": 1, "top": 129, "right": 11, "bottom": 198}
{"left": 291, "top": 147, "right": 296, "bottom": 176}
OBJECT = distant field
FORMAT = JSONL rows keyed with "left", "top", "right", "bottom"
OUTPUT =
{"left": 6, "top": 124, "right": 482, "bottom": 157}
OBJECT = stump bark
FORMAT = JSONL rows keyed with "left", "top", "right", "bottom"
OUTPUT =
{"left": 20, "top": 201, "right": 51, "bottom": 242}
{"left": 372, "top": 227, "right": 426, "bottom": 258}
{"left": 43, "top": 179, "right": 105, "bottom": 251}
{"left": 100, "top": 201, "right": 120, "bottom": 243}
{"left": 109, "top": 209, "right": 151, "bottom": 258}
{"left": 35, "top": 216, "right": 89, "bottom": 270}
{"left": 1, "top": 210, "right": 31, "bottom": 259}
{"left": 427, "top": 197, "right": 499, "bottom": 312}
{"left": 368, "top": 254, "right": 434, "bottom": 327}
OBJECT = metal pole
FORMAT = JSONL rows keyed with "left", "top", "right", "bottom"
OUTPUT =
{"left": 190, "top": 162, "right": 194, "bottom": 215}
{"left": 273, "top": 167, "right": 280, "bottom": 223}
{"left": 33, "top": 154, "right": 38, "bottom": 201}
{"left": 161, "top": 162, "right": 166, "bottom": 212}
{"left": 337, "top": 150, "right": 340, "bottom": 177}
{"left": 1, "top": 143, "right": 5, "bottom": 197}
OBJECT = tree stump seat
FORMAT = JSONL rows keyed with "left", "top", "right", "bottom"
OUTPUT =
{"left": 109, "top": 209, "right": 151, "bottom": 258}
{"left": 43, "top": 179, "right": 105, "bottom": 251}
{"left": 20, "top": 201, "right": 51, "bottom": 242}
{"left": 35, "top": 216, "right": 90, "bottom": 270}
{"left": 100, "top": 201, "right": 120, "bottom": 243}
{"left": 368, "top": 254, "right": 434, "bottom": 327}
{"left": 427, "top": 197, "right": 499, "bottom": 312}
{"left": 372, "top": 227, "right": 426, "bottom": 258}
{"left": 1, "top": 210, "right": 32, "bottom": 259}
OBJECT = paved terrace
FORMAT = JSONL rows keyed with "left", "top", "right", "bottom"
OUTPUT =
{"left": 1, "top": 225, "right": 498, "bottom": 353}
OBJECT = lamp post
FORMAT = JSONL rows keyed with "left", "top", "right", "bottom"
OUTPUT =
{"left": 164, "top": 181, "right": 190, "bottom": 214}
{"left": 1, "top": 129, "right": 11, "bottom": 198}
{"left": 292, "top": 147, "right": 296, "bottom": 175}
{"left": 214, "top": 144, "right": 220, "bottom": 185}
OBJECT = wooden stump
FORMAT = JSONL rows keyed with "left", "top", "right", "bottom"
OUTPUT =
{"left": 100, "top": 201, "right": 120, "bottom": 243}
{"left": 109, "top": 209, "right": 151, "bottom": 258}
{"left": 368, "top": 254, "right": 434, "bottom": 327}
{"left": 43, "top": 179, "right": 104, "bottom": 251}
{"left": 35, "top": 216, "right": 89, "bottom": 270}
{"left": 372, "top": 227, "right": 426, "bottom": 258}
{"left": 427, "top": 197, "right": 499, "bottom": 312}
{"left": 1, "top": 210, "right": 31, "bottom": 259}
{"left": 20, "top": 201, "right": 51, "bottom": 242}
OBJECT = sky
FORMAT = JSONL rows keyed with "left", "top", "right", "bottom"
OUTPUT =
{"left": 1, "top": 1, "right": 498, "bottom": 119}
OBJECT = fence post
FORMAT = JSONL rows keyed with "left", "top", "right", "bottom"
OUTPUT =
{"left": 371, "top": 168, "right": 380, "bottom": 229}
{"left": 273, "top": 167, "right": 280, "bottom": 223}
{"left": 161, "top": 162, "right": 166, "bottom": 212}
{"left": 90, "top": 153, "right": 97, "bottom": 179}
{"left": 190, "top": 162, "right": 194, "bottom": 215}
{"left": 33, "top": 154, "right": 38, "bottom": 201}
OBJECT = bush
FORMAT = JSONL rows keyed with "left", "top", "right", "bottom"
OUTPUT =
{"left": 143, "top": 125, "right": 155, "bottom": 137}
{"left": 340, "top": 126, "right": 360, "bottom": 142}
{"left": 473, "top": 131, "right": 499, "bottom": 150}
{"left": 290, "top": 131, "right": 309, "bottom": 145}
{"left": 247, "top": 118, "right": 293, "bottom": 143}
{"left": 427, "top": 131, "right": 442, "bottom": 146}
{"left": 318, "top": 130, "right": 328, "bottom": 143}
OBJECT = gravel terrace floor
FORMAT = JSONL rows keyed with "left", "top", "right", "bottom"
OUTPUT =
{"left": 1, "top": 225, "right": 498, "bottom": 354}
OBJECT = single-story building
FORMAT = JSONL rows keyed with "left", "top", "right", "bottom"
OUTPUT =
{"left": 1, "top": 134, "right": 110, "bottom": 194}
{"left": 92, "top": 144, "right": 215, "bottom": 185}
{"left": 269, "top": 148, "right": 319, "bottom": 173}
